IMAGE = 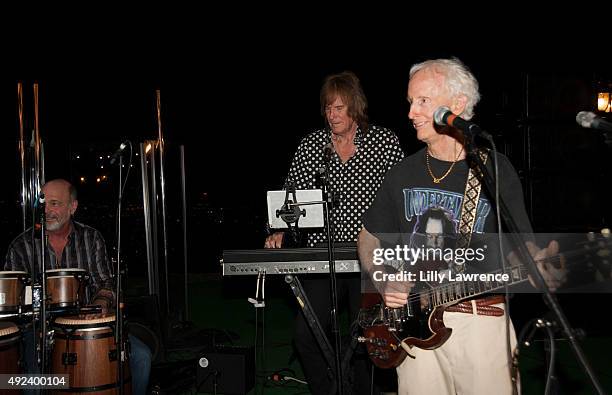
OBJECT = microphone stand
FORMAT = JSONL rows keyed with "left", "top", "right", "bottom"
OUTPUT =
{"left": 115, "top": 155, "right": 125, "bottom": 394}
{"left": 277, "top": 184, "right": 303, "bottom": 247}
{"left": 31, "top": 193, "right": 48, "bottom": 377}
{"left": 278, "top": 178, "right": 343, "bottom": 394}
{"left": 319, "top": 161, "right": 343, "bottom": 395}
{"left": 464, "top": 135, "right": 605, "bottom": 395}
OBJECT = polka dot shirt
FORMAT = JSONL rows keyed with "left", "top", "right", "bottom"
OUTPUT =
{"left": 286, "top": 125, "right": 404, "bottom": 247}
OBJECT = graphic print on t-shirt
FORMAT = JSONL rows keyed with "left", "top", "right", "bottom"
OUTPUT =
{"left": 408, "top": 206, "right": 459, "bottom": 251}
{"left": 403, "top": 188, "right": 492, "bottom": 237}
{"left": 403, "top": 188, "right": 493, "bottom": 275}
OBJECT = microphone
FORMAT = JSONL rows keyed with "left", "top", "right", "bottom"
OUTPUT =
{"left": 433, "top": 106, "right": 490, "bottom": 139}
{"left": 33, "top": 192, "right": 45, "bottom": 210}
{"left": 109, "top": 141, "right": 129, "bottom": 165}
{"left": 317, "top": 143, "right": 334, "bottom": 186}
{"left": 323, "top": 142, "right": 334, "bottom": 163}
{"left": 576, "top": 111, "right": 612, "bottom": 132}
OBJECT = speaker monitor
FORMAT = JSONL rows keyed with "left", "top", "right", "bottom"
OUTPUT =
{"left": 196, "top": 346, "right": 255, "bottom": 394}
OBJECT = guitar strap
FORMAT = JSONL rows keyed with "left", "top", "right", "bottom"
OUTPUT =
{"left": 455, "top": 148, "right": 489, "bottom": 272}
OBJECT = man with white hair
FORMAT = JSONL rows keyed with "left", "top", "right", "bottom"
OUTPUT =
{"left": 358, "top": 58, "right": 562, "bottom": 394}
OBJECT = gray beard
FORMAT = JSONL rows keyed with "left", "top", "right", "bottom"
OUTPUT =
{"left": 46, "top": 220, "right": 63, "bottom": 231}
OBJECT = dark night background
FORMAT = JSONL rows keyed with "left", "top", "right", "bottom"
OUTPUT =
{"left": 0, "top": 30, "right": 609, "bottom": 279}
{"left": 2, "top": 36, "right": 610, "bottom": 272}
{"left": 0, "top": 22, "right": 611, "bottom": 391}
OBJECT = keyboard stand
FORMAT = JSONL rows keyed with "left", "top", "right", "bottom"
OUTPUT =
{"left": 284, "top": 274, "right": 355, "bottom": 395}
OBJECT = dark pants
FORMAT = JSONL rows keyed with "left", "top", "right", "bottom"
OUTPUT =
{"left": 293, "top": 275, "right": 376, "bottom": 395}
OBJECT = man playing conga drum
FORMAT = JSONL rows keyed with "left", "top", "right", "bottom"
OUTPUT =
{"left": 4, "top": 178, "right": 151, "bottom": 395}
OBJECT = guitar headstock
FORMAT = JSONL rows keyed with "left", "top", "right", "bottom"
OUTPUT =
{"left": 585, "top": 228, "right": 611, "bottom": 254}
{"left": 582, "top": 228, "right": 611, "bottom": 281}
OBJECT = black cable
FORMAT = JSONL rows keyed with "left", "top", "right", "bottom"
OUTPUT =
{"left": 195, "top": 369, "right": 220, "bottom": 394}
{"left": 543, "top": 323, "right": 556, "bottom": 395}
{"left": 370, "top": 363, "right": 375, "bottom": 395}
{"left": 261, "top": 305, "right": 266, "bottom": 395}
{"left": 485, "top": 134, "right": 517, "bottom": 395}
{"left": 515, "top": 318, "right": 558, "bottom": 394}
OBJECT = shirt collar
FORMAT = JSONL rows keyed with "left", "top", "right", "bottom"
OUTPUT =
{"left": 325, "top": 126, "right": 365, "bottom": 148}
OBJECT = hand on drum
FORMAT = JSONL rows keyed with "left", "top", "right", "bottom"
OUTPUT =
{"left": 85, "top": 298, "right": 111, "bottom": 318}
{"left": 86, "top": 289, "right": 114, "bottom": 317}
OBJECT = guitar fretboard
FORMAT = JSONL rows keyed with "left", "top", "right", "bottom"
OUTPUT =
{"left": 411, "top": 265, "right": 530, "bottom": 307}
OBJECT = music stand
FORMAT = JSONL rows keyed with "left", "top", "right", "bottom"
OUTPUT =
{"left": 267, "top": 186, "right": 345, "bottom": 395}
{"left": 267, "top": 189, "right": 324, "bottom": 229}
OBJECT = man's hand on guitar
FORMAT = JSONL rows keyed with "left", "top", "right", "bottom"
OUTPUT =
{"left": 530, "top": 240, "right": 567, "bottom": 291}
{"left": 382, "top": 280, "right": 414, "bottom": 308}
{"left": 508, "top": 240, "right": 567, "bottom": 291}
{"left": 383, "top": 292, "right": 409, "bottom": 308}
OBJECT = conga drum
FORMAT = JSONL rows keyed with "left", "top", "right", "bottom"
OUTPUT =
{"left": 51, "top": 314, "right": 131, "bottom": 394}
{"left": 0, "top": 271, "right": 28, "bottom": 313}
{"left": 46, "top": 268, "right": 88, "bottom": 309}
{"left": 0, "top": 321, "right": 21, "bottom": 374}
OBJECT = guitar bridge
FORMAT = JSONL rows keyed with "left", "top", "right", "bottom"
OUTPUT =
{"left": 385, "top": 305, "right": 410, "bottom": 332}
{"left": 358, "top": 336, "right": 388, "bottom": 347}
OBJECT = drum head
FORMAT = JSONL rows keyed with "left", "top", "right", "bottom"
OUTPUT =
{"left": 54, "top": 313, "right": 116, "bottom": 329}
{"left": 0, "top": 322, "right": 19, "bottom": 337}
{"left": 0, "top": 271, "right": 28, "bottom": 279}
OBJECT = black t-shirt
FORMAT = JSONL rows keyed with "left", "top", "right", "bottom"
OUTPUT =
{"left": 363, "top": 147, "right": 533, "bottom": 274}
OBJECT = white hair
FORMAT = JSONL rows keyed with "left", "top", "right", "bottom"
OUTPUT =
{"left": 409, "top": 57, "right": 480, "bottom": 120}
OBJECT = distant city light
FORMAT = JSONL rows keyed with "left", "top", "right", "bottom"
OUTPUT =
{"left": 80, "top": 177, "right": 85, "bottom": 182}
{"left": 102, "top": 175, "right": 107, "bottom": 180}
{"left": 100, "top": 166, "right": 104, "bottom": 169}
{"left": 99, "top": 156, "right": 103, "bottom": 160}
{"left": 135, "top": 153, "right": 139, "bottom": 156}
{"left": 76, "top": 155, "right": 80, "bottom": 159}
{"left": 107, "top": 155, "right": 110, "bottom": 159}
{"left": 96, "top": 177, "right": 101, "bottom": 183}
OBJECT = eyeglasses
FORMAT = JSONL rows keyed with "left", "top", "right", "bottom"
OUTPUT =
{"left": 412, "top": 232, "right": 456, "bottom": 245}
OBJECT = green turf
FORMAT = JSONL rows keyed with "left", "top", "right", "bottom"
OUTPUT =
{"left": 128, "top": 274, "right": 612, "bottom": 394}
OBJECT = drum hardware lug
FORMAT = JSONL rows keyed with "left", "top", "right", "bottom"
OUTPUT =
{"left": 32, "top": 285, "right": 42, "bottom": 310}
{"left": 62, "top": 352, "right": 77, "bottom": 365}
{"left": 47, "top": 330, "right": 55, "bottom": 347}
{"left": 124, "top": 339, "right": 131, "bottom": 354}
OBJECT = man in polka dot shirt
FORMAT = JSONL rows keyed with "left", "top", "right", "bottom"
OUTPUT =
{"left": 265, "top": 71, "right": 404, "bottom": 394}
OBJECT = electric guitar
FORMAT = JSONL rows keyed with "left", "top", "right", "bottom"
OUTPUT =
{"left": 358, "top": 231, "right": 611, "bottom": 369}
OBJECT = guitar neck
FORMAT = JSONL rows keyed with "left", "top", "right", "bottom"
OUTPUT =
{"left": 409, "top": 233, "right": 610, "bottom": 308}
{"left": 422, "top": 265, "right": 530, "bottom": 308}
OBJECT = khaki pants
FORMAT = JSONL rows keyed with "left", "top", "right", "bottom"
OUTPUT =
{"left": 396, "top": 303, "right": 519, "bottom": 395}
